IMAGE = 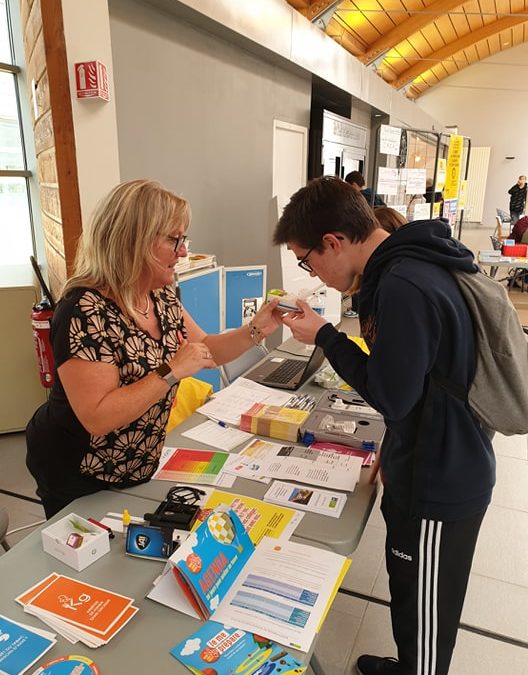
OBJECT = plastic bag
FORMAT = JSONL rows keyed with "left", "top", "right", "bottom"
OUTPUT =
{"left": 166, "top": 377, "right": 213, "bottom": 432}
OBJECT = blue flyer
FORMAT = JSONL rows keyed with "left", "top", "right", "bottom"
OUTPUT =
{"left": 0, "top": 614, "right": 55, "bottom": 675}
{"left": 171, "top": 620, "right": 306, "bottom": 675}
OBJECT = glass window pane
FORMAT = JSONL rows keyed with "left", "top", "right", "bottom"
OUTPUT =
{"left": 0, "top": 71, "right": 24, "bottom": 169}
{"left": 0, "top": 177, "right": 33, "bottom": 264}
{"left": 0, "top": 0, "right": 11, "bottom": 64}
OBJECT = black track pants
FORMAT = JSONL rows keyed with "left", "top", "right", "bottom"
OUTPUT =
{"left": 381, "top": 491, "right": 486, "bottom": 675}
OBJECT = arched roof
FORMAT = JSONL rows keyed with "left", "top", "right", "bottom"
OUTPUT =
{"left": 287, "top": 0, "right": 528, "bottom": 98}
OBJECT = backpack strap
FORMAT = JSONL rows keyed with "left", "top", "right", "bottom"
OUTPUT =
{"left": 429, "top": 367, "right": 468, "bottom": 402}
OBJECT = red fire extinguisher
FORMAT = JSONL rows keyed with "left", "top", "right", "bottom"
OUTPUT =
{"left": 32, "top": 297, "right": 55, "bottom": 388}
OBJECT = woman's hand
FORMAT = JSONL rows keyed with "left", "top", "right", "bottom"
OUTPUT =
{"left": 168, "top": 341, "right": 216, "bottom": 380}
{"left": 281, "top": 299, "right": 329, "bottom": 344}
{"left": 250, "top": 297, "right": 282, "bottom": 337}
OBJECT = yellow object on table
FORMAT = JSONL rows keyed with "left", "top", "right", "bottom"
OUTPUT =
{"left": 240, "top": 403, "right": 310, "bottom": 443}
{"left": 166, "top": 377, "right": 213, "bottom": 432}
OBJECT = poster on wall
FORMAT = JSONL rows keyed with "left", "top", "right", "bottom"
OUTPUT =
{"left": 379, "top": 125, "right": 402, "bottom": 156}
{"left": 377, "top": 167, "right": 399, "bottom": 195}
{"left": 413, "top": 203, "right": 432, "bottom": 220}
{"left": 458, "top": 180, "right": 468, "bottom": 209}
{"left": 435, "top": 158, "right": 447, "bottom": 191}
{"left": 443, "top": 198, "right": 458, "bottom": 229}
{"left": 405, "top": 168, "right": 427, "bottom": 195}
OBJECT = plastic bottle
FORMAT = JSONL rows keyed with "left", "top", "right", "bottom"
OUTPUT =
{"left": 309, "top": 290, "right": 326, "bottom": 316}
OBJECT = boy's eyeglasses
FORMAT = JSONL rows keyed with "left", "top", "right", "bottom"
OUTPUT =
{"left": 168, "top": 234, "right": 188, "bottom": 252}
{"left": 297, "top": 245, "right": 317, "bottom": 272}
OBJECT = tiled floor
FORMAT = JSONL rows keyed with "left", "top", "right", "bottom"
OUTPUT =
{"left": 1, "top": 223, "right": 527, "bottom": 673}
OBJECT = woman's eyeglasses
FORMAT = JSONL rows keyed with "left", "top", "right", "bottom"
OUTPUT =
{"left": 168, "top": 234, "right": 188, "bottom": 252}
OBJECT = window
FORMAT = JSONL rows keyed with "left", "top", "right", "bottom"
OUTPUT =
{"left": 0, "top": 0, "right": 36, "bottom": 266}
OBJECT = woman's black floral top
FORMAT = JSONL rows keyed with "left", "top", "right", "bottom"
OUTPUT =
{"left": 45, "top": 285, "right": 185, "bottom": 485}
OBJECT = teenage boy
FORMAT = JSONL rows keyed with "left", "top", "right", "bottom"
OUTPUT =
{"left": 273, "top": 176, "right": 495, "bottom": 675}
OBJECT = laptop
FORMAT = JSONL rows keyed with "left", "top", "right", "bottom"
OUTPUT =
{"left": 243, "top": 339, "right": 326, "bottom": 390}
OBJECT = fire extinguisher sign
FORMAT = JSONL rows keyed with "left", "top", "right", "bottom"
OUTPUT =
{"left": 75, "top": 61, "right": 110, "bottom": 101}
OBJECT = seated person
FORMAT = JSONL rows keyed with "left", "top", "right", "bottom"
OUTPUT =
{"left": 345, "top": 171, "right": 386, "bottom": 207}
{"left": 26, "top": 179, "right": 281, "bottom": 518}
{"left": 509, "top": 214, "right": 528, "bottom": 243}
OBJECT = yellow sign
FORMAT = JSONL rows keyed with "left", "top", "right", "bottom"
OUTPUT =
{"left": 443, "top": 135, "right": 463, "bottom": 200}
{"left": 435, "top": 158, "right": 446, "bottom": 191}
{"left": 432, "top": 202, "right": 441, "bottom": 218}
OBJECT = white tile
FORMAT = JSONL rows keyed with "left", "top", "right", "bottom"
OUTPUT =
{"left": 331, "top": 593, "right": 368, "bottom": 619}
{"left": 492, "top": 432, "right": 528, "bottom": 460}
{"left": 365, "top": 489, "right": 385, "bottom": 530}
{"left": 471, "top": 505, "right": 528, "bottom": 587}
{"left": 313, "top": 608, "right": 364, "bottom": 675}
{"left": 346, "top": 602, "right": 397, "bottom": 671}
{"left": 0, "top": 432, "right": 39, "bottom": 498}
{"left": 450, "top": 629, "right": 528, "bottom": 675}
{"left": 492, "top": 454, "right": 528, "bottom": 512}
{"left": 370, "top": 558, "right": 390, "bottom": 602}
{"left": 0, "top": 493, "right": 45, "bottom": 552}
{"left": 341, "top": 525, "right": 386, "bottom": 594}
{"left": 462, "top": 574, "right": 528, "bottom": 642}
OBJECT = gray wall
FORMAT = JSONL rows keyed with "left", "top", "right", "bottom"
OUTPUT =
{"left": 109, "top": 0, "right": 311, "bottom": 271}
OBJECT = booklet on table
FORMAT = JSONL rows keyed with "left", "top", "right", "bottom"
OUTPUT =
{"left": 147, "top": 509, "right": 350, "bottom": 652}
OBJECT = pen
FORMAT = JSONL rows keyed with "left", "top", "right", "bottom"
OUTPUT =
{"left": 87, "top": 517, "right": 115, "bottom": 539}
{"left": 216, "top": 420, "right": 227, "bottom": 428}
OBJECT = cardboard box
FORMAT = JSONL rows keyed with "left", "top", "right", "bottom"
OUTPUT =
{"left": 240, "top": 403, "right": 310, "bottom": 442}
{"left": 41, "top": 513, "right": 110, "bottom": 571}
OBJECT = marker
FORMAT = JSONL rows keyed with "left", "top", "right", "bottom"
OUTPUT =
{"left": 216, "top": 420, "right": 227, "bottom": 428}
{"left": 87, "top": 517, "right": 115, "bottom": 539}
{"left": 122, "top": 509, "right": 131, "bottom": 532}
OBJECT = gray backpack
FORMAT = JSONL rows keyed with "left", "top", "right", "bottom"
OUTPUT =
{"left": 432, "top": 269, "right": 528, "bottom": 436}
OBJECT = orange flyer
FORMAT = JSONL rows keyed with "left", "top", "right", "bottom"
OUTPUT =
{"left": 26, "top": 575, "right": 133, "bottom": 635}
{"left": 15, "top": 573, "right": 59, "bottom": 606}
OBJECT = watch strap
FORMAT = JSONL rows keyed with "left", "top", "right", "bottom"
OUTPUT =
{"left": 155, "top": 363, "right": 179, "bottom": 388}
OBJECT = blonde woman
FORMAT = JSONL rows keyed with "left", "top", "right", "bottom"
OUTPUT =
{"left": 26, "top": 180, "right": 281, "bottom": 517}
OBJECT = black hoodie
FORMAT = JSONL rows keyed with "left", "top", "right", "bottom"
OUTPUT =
{"left": 316, "top": 219, "right": 495, "bottom": 521}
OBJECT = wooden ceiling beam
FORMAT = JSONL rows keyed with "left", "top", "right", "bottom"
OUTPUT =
{"left": 328, "top": 15, "right": 367, "bottom": 56}
{"left": 391, "top": 14, "right": 528, "bottom": 89}
{"left": 299, "top": 0, "right": 342, "bottom": 22}
{"left": 360, "top": 0, "right": 465, "bottom": 64}
{"left": 287, "top": 1, "right": 314, "bottom": 10}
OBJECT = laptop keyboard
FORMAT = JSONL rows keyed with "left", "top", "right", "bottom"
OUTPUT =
{"left": 262, "top": 359, "right": 305, "bottom": 384}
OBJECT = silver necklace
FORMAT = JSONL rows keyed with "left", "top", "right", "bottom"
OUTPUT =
{"left": 136, "top": 294, "right": 150, "bottom": 318}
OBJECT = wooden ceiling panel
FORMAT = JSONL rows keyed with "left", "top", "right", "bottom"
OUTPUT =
{"left": 286, "top": 0, "right": 528, "bottom": 97}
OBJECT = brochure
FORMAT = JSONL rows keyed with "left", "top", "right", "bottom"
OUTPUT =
{"left": 0, "top": 614, "right": 56, "bottom": 675}
{"left": 194, "top": 489, "right": 304, "bottom": 544}
{"left": 224, "top": 438, "right": 363, "bottom": 491}
{"left": 181, "top": 419, "right": 254, "bottom": 451}
{"left": 264, "top": 481, "right": 347, "bottom": 518}
{"left": 16, "top": 574, "right": 138, "bottom": 648}
{"left": 148, "top": 510, "right": 350, "bottom": 652}
{"left": 152, "top": 447, "right": 236, "bottom": 486}
{"left": 171, "top": 621, "right": 306, "bottom": 674}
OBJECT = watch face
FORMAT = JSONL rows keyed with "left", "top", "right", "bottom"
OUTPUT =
{"left": 156, "top": 363, "right": 172, "bottom": 378}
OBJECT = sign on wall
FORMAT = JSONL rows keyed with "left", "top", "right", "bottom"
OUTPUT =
{"left": 75, "top": 61, "right": 110, "bottom": 101}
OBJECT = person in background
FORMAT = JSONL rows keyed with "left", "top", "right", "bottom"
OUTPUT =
{"left": 26, "top": 180, "right": 281, "bottom": 518}
{"left": 343, "top": 207, "right": 407, "bottom": 317}
{"left": 374, "top": 206, "right": 407, "bottom": 233}
{"left": 508, "top": 175, "right": 527, "bottom": 226}
{"left": 345, "top": 170, "right": 386, "bottom": 207}
{"left": 509, "top": 213, "right": 528, "bottom": 243}
{"left": 273, "top": 176, "right": 494, "bottom": 675}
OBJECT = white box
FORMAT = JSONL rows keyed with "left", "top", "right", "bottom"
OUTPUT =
{"left": 41, "top": 513, "right": 110, "bottom": 571}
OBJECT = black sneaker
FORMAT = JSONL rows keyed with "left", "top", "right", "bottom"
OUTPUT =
{"left": 356, "top": 655, "right": 400, "bottom": 674}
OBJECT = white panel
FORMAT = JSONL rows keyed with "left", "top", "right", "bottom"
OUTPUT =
{"left": 465, "top": 147, "right": 491, "bottom": 223}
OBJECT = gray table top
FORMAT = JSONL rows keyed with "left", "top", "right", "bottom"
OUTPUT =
{"left": 116, "top": 376, "right": 378, "bottom": 556}
{"left": 0, "top": 490, "right": 318, "bottom": 672}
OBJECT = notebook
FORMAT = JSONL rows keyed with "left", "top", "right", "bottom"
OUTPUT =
{"left": 243, "top": 340, "right": 325, "bottom": 390}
